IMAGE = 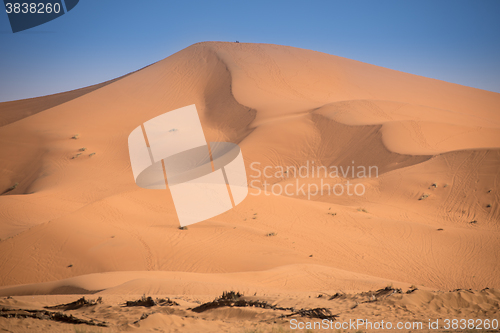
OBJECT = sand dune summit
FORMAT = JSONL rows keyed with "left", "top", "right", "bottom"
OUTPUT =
{"left": 0, "top": 42, "right": 499, "bottom": 332}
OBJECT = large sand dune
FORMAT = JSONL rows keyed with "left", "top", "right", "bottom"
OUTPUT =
{"left": 0, "top": 42, "right": 499, "bottom": 332}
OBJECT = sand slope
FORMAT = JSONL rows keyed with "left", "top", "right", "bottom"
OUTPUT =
{"left": 0, "top": 42, "right": 499, "bottom": 331}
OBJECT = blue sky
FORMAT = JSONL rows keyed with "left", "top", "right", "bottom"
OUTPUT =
{"left": 1, "top": 0, "right": 499, "bottom": 102}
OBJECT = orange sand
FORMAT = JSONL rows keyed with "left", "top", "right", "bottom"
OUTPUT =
{"left": 0, "top": 42, "right": 499, "bottom": 332}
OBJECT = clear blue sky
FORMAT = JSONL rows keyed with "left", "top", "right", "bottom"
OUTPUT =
{"left": 1, "top": 0, "right": 499, "bottom": 102}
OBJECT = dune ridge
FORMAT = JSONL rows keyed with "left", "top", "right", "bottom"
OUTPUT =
{"left": 0, "top": 42, "right": 499, "bottom": 331}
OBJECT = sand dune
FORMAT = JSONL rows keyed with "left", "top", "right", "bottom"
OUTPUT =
{"left": 0, "top": 42, "right": 499, "bottom": 332}
{"left": 0, "top": 74, "right": 134, "bottom": 128}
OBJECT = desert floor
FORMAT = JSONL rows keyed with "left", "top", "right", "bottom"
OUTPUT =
{"left": 1, "top": 42, "right": 499, "bottom": 332}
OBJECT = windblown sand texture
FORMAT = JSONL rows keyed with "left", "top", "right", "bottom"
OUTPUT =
{"left": 1, "top": 42, "right": 499, "bottom": 332}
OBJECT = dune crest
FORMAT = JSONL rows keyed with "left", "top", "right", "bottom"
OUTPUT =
{"left": 0, "top": 42, "right": 499, "bottom": 331}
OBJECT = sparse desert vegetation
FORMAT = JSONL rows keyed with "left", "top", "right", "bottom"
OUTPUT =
{"left": 7, "top": 182, "right": 18, "bottom": 191}
{"left": 1, "top": 41, "right": 499, "bottom": 333}
{"left": 418, "top": 194, "right": 429, "bottom": 200}
{"left": 2, "top": 182, "right": 18, "bottom": 194}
